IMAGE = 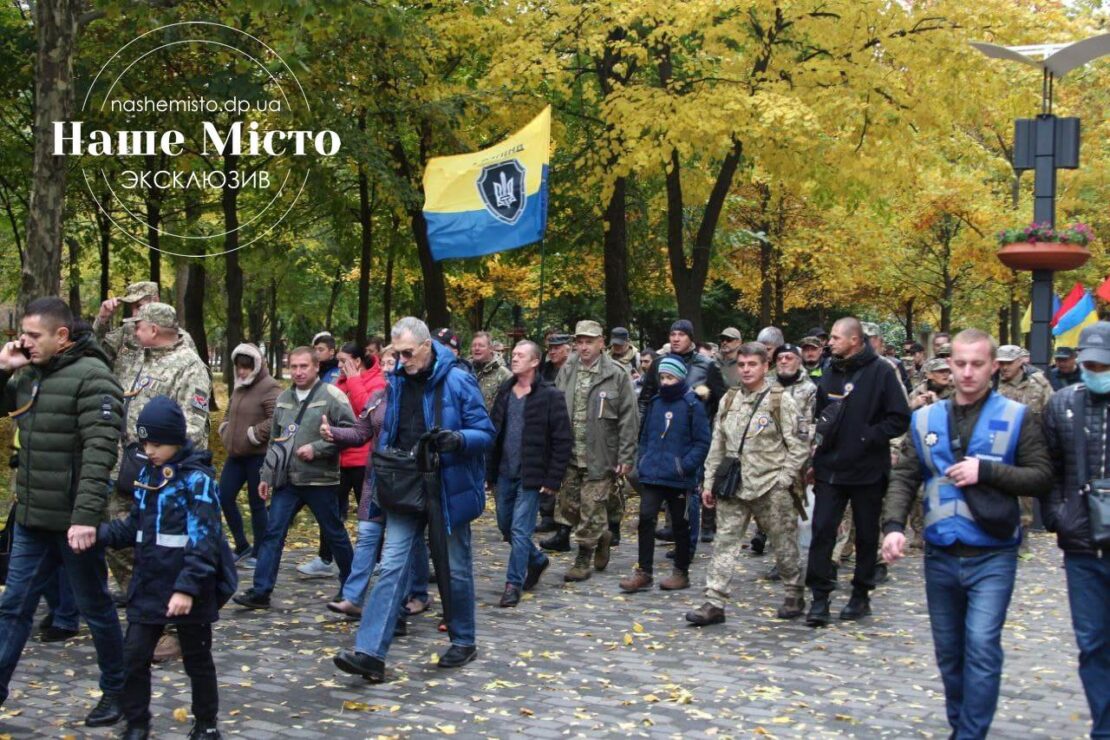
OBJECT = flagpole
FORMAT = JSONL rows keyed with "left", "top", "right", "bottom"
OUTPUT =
{"left": 536, "top": 238, "right": 546, "bottom": 339}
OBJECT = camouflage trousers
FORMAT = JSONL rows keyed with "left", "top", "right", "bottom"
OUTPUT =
{"left": 705, "top": 489, "right": 803, "bottom": 607}
{"left": 607, "top": 477, "right": 626, "bottom": 526}
{"left": 555, "top": 467, "right": 613, "bottom": 548}
{"left": 105, "top": 488, "right": 134, "bottom": 592}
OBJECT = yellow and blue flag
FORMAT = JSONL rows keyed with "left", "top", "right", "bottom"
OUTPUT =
{"left": 423, "top": 107, "right": 551, "bottom": 262}
{"left": 1053, "top": 290, "right": 1098, "bottom": 347}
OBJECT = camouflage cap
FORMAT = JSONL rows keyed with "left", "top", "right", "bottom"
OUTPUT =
{"left": 935, "top": 343, "right": 952, "bottom": 358}
{"left": 121, "top": 281, "right": 159, "bottom": 304}
{"left": 996, "top": 344, "right": 1024, "bottom": 362}
{"left": 923, "top": 357, "right": 950, "bottom": 373}
{"left": 574, "top": 320, "right": 603, "bottom": 338}
{"left": 799, "top": 336, "right": 823, "bottom": 348}
{"left": 861, "top": 321, "right": 882, "bottom": 339}
{"left": 125, "top": 301, "right": 178, "bottom": 329}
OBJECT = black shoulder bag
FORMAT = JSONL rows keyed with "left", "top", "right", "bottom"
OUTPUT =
{"left": 813, "top": 367, "right": 862, "bottom": 454}
{"left": 712, "top": 388, "right": 770, "bottom": 501}
{"left": 950, "top": 401, "right": 1021, "bottom": 541}
{"left": 1072, "top": 388, "right": 1110, "bottom": 547}
{"left": 263, "top": 381, "right": 324, "bottom": 491}
{"left": 373, "top": 384, "right": 444, "bottom": 515}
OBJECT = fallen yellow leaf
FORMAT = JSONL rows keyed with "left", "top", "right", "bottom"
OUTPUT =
{"left": 172, "top": 707, "right": 189, "bottom": 723}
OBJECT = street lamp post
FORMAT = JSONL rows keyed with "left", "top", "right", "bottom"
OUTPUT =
{"left": 971, "top": 34, "right": 1110, "bottom": 368}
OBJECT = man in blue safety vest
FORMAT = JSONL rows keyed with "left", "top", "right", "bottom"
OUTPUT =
{"left": 881, "top": 328, "right": 1052, "bottom": 740}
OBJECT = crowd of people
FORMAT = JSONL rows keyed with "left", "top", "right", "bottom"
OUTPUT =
{"left": 0, "top": 281, "right": 1106, "bottom": 740}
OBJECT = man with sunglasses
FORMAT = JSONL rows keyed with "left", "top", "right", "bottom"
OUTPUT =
{"left": 333, "top": 317, "right": 494, "bottom": 680}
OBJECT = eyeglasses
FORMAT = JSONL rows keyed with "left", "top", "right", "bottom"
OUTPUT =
{"left": 398, "top": 345, "right": 422, "bottom": 360}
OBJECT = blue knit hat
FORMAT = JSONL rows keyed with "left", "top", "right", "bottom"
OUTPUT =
{"left": 658, "top": 354, "right": 688, "bottom": 380}
{"left": 136, "top": 395, "right": 187, "bottom": 446}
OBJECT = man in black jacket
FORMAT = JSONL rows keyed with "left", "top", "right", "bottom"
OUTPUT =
{"left": 487, "top": 341, "right": 572, "bottom": 606}
{"left": 1043, "top": 322, "right": 1110, "bottom": 738}
{"left": 805, "top": 317, "right": 910, "bottom": 627}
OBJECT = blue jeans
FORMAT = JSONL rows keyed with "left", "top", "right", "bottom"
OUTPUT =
{"left": 43, "top": 564, "right": 80, "bottom": 632}
{"left": 408, "top": 534, "right": 430, "bottom": 604}
{"left": 1064, "top": 551, "right": 1110, "bottom": 738}
{"left": 495, "top": 477, "right": 547, "bottom": 587}
{"left": 354, "top": 510, "right": 475, "bottom": 659}
{"left": 0, "top": 524, "right": 124, "bottom": 705}
{"left": 342, "top": 520, "right": 384, "bottom": 605}
{"left": 924, "top": 544, "right": 1017, "bottom": 740}
{"left": 253, "top": 484, "right": 353, "bottom": 595}
{"left": 219, "top": 454, "right": 267, "bottom": 555}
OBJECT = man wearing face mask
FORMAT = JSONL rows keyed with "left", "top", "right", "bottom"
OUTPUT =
{"left": 1042, "top": 322, "right": 1110, "bottom": 739}
{"left": 995, "top": 344, "right": 1053, "bottom": 558}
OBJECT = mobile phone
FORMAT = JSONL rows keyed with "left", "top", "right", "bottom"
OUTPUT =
{"left": 17, "top": 344, "right": 30, "bottom": 359}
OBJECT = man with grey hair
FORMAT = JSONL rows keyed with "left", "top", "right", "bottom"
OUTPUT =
{"left": 333, "top": 317, "right": 494, "bottom": 680}
{"left": 756, "top": 327, "right": 784, "bottom": 354}
{"left": 486, "top": 341, "right": 572, "bottom": 606}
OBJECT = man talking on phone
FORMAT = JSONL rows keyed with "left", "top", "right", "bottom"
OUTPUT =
{"left": 0, "top": 298, "right": 126, "bottom": 727}
{"left": 881, "top": 329, "right": 1052, "bottom": 739}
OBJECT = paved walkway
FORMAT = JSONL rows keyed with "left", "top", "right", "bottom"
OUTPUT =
{"left": 0, "top": 514, "right": 1092, "bottom": 738}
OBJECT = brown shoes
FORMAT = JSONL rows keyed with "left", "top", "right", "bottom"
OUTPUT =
{"left": 776, "top": 595, "right": 806, "bottom": 619}
{"left": 685, "top": 602, "right": 726, "bottom": 626}
{"left": 619, "top": 569, "right": 653, "bottom": 593}
{"left": 658, "top": 569, "right": 690, "bottom": 591}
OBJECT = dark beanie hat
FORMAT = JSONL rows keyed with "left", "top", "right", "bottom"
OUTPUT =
{"left": 136, "top": 395, "right": 187, "bottom": 446}
{"left": 670, "top": 319, "right": 695, "bottom": 339}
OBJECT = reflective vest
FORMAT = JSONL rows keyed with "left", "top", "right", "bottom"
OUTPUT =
{"left": 911, "top": 392, "right": 1024, "bottom": 548}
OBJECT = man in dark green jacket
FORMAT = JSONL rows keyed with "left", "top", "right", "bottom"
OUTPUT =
{"left": 0, "top": 298, "right": 126, "bottom": 728}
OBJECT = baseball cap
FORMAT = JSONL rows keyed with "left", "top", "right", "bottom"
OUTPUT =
{"left": 1077, "top": 322, "right": 1110, "bottom": 366}
{"left": 861, "top": 322, "right": 882, "bottom": 339}
{"left": 574, "top": 320, "right": 603, "bottom": 338}
{"left": 807, "top": 326, "right": 828, "bottom": 338}
{"left": 546, "top": 334, "right": 571, "bottom": 347}
{"left": 923, "top": 357, "right": 950, "bottom": 373}
{"left": 996, "top": 344, "right": 1024, "bottom": 362}
{"left": 935, "top": 343, "right": 952, "bottom": 358}
{"left": 125, "top": 302, "right": 178, "bottom": 329}
{"left": 719, "top": 327, "right": 742, "bottom": 341}
{"left": 906, "top": 342, "right": 925, "bottom": 354}
{"left": 1054, "top": 346, "right": 1076, "bottom": 360}
{"left": 433, "top": 327, "right": 459, "bottom": 351}
{"left": 799, "top": 336, "right": 822, "bottom": 349}
{"left": 121, "top": 281, "right": 159, "bottom": 304}
{"left": 610, "top": 327, "right": 630, "bottom": 346}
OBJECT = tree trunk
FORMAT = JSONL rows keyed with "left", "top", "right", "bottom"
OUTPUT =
{"left": 411, "top": 208, "right": 448, "bottom": 327}
{"left": 96, "top": 188, "right": 112, "bottom": 302}
{"left": 325, "top": 265, "right": 343, "bottom": 332}
{"left": 222, "top": 153, "right": 243, "bottom": 385}
{"left": 184, "top": 261, "right": 209, "bottom": 365}
{"left": 903, "top": 297, "right": 915, "bottom": 341}
{"left": 65, "top": 236, "right": 80, "bottom": 313}
{"left": 269, "top": 278, "right": 281, "bottom": 380}
{"left": 998, "top": 306, "right": 1009, "bottom": 345}
{"left": 356, "top": 110, "right": 373, "bottom": 342}
{"left": 603, "top": 177, "right": 632, "bottom": 330}
{"left": 22, "top": 0, "right": 80, "bottom": 307}
{"left": 758, "top": 237, "right": 773, "bottom": 326}
{"left": 383, "top": 221, "right": 397, "bottom": 333}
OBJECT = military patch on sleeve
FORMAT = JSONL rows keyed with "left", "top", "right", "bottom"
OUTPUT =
{"left": 191, "top": 388, "right": 209, "bottom": 411}
{"left": 101, "top": 395, "right": 114, "bottom": 421}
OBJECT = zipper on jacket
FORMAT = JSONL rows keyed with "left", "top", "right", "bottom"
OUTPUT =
{"left": 20, "top": 371, "right": 40, "bottom": 527}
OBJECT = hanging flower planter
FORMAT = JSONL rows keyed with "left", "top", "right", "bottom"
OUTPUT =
{"left": 996, "top": 222, "right": 1094, "bottom": 272}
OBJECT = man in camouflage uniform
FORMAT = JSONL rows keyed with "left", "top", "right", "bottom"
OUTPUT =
{"left": 774, "top": 344, "right": 816, "bottom": 532}
{"left": 606, "top": 327, "right": 639, "bottom": 369}
{"left": 106, "top": 303, "right": 211, "bottom": 595}
{"left": 686, "top": 343, "right": 810, "bottom": 624}
{"left": 996, "top": 344, "right": 1054, "bottom": 556}
{"left": 800, "top": 335, "right": 826, "bottom": 380}
{"left": 93, "top": 281, "right": 197, "bottom": 365}
{"left": 471, "top": 331, "right": 512, "bottom": 411}
{"left": 863, "top": 322, "right": 910, "bottom": 392}
{"left": 903, "top": 342, "right": 927, "bottom": 389}
{"left": 551, "top": 320, "right": 638, "bottom": 581}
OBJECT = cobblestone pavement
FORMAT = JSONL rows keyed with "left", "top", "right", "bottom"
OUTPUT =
{"left": 0, "top": 514, "right": 1092, "bottom": 739}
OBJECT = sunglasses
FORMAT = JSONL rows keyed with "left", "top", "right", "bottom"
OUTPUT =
{"left": 398, "top": 344, "right": 423, "bottom": 360}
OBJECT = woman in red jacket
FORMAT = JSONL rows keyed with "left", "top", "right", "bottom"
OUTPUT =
{"left": 298, "top": 342, "right": 387, "bottom": 578}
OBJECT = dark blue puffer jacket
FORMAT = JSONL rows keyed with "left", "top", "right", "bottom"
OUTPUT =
{"left": 636, "top": 384, "right": 711, "bottom": 490}
{"left": 378, "top": 341, "right": 495, "bottom": 530}
{"left": 100, "top": 444, "right": 234, "bottom": 624}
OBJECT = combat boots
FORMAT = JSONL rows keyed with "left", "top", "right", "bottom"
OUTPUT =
{"left": 659, "top": 568, "right": 690, "bottom": 591}
{"left": 564, "top": 547, "right": 594, "bottom": 582}
{"left": 685, "top": 602, "right": 725, "bottom": 626}
{"left": 594, "top": 530, "right": 613, "bottom": 571}
{"left": 839, "top": 591, "right": 872, "bottom": 620}
{"left": 619, "top": 569, "right": 653, "bottom": 593}
{"left": 540, "top": 525, "right": 572, "bottom": 552}
{"left": 776, "top": 595, "right": 806, "bottom": 619}
{"left": 805, "top": 593, "right": 831, "bottom": 627}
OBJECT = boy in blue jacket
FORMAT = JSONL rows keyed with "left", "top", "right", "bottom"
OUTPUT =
{"left": 86, "top": 396, "right": 230, "bottom": 740}
{"left": 620, "top": 355, "right": 710, "bottom": 592}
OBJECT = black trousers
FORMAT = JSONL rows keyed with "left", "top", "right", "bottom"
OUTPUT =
{"left": 320, "top": 466, "right": 366, "bottom": 562}
{"left": 806, "top": 479, "right": 886, "bottom": 597}
{"left": 538, "top": 489, "right": 556, "bottom": 524}
{"left": 637, "top": 484, "right": 691, "bottom": 573}
{"left": 121, "top": 622, "right": 217, "bottom": 725}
